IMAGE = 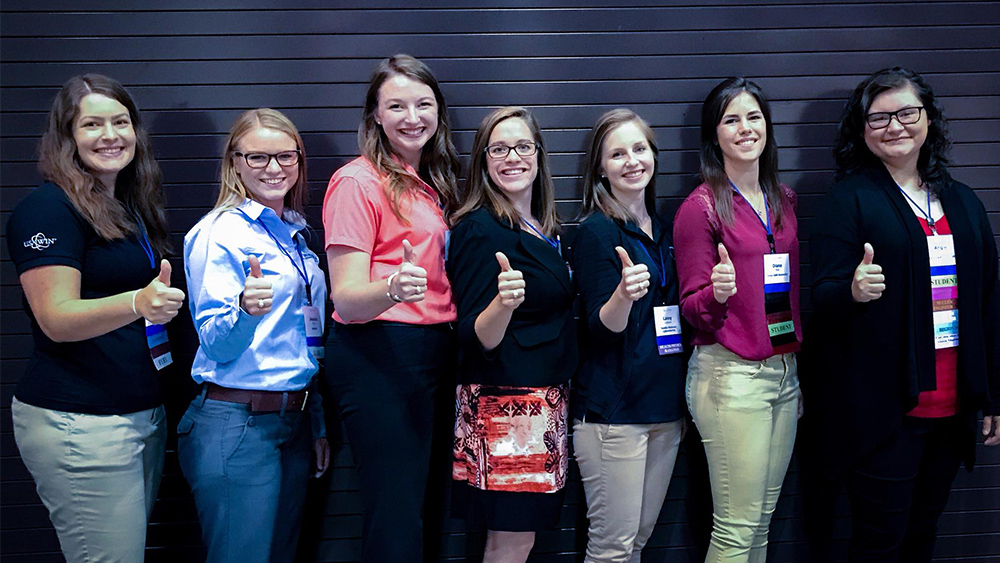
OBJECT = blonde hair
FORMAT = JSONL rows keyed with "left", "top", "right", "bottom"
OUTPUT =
{"left": 215, "top": 108, "right": 308, "bottom": 215}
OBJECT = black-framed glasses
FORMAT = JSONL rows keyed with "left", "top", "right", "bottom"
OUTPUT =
{"left": 234, "top": 150, "right": 301, "bottom": 169}
{"left": 485, "top": 142, "right": 537, "bottom": 160}
{"left": 865, "top": 106, "right": 924, "bottom": 129}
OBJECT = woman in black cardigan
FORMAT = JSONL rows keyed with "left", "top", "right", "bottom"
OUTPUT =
{"left": 447, "top": 106, "right": 577, "bottom": 563}
{"left": 808, "top": 67, "right": 1000, "bottom": 562}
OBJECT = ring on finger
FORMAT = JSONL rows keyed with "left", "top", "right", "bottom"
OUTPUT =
{"left": 258, "top": 298, "right": 265, "bottom": 308}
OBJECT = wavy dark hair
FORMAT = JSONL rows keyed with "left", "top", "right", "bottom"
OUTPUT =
{"left": 579, "top": 108, "right": 658, "bottom": 224}
{"left": 38, "top": 74, "right": 170, "bottom": 254}
{"left": 359, "top": 54, "right": 460, "bottom": 222}
{"left": 699, "top": 77, "right": 787, "bottom": 228}
{"left": 833, "top": 67, "right": 951, "bottom": 191}
{"left": 451, "top": 107, "right": 560, "bottom": 237}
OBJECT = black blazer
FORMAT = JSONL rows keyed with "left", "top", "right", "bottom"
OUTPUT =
{"left": 806, "top": 164, "right": 1000, "bottom": 476}
{"left": 446, "top": 208, "right": 577, "bottom": 387}
{"left": 569, "top": 212, "right": 687, "bottom": 422}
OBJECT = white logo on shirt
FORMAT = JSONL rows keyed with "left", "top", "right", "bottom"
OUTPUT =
{"left": 24, "top": 232, "right": 57, "bottom": 251}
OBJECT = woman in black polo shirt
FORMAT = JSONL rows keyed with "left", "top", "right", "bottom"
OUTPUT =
{"left": 5, "top": 74, "right": 183, "bottom": 563}
{"left": 570, "top": 109, "right": 687, "bottom": 563}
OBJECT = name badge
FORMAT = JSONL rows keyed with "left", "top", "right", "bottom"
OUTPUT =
{"left": 303, "top": 305, "right": 325, "bottom": 359}
{"left": 654, "top": 305, "right": 683, "bottom": 355}
{"left": 927, "top": 234, "right": 958, "bottom": 349}
{"left": 763, "top": 253, "right": 790, "bottom": 293}
{"left": 145, "top": 320, "right": 173, "bottom": 370}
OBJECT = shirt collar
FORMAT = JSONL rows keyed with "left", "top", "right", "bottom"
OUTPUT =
{"left": 235, "top": 198, "right": 307, "bottom": 234}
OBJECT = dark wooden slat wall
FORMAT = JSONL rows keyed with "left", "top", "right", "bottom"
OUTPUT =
{"left": 2, "top": 2, "right": 999, "bottom": 562}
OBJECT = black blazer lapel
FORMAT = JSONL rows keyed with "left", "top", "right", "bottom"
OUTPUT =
{"left": 518, "top": 229, "right": 572, "bottom": 294}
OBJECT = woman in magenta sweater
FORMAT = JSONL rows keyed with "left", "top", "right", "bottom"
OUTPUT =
{"left": 673, "top": 77, "right": 802, "bottom": 563}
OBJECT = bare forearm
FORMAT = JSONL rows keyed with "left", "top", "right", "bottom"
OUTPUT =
{"left": 598, "top": 290, "right": 634, "bottom": 334}
{"left": 38, "top": 291, "right": 141, "bottom": 342}
{"left": 330, "top": 277, "right": 396, "bottom": 323}
{"left": 473, "top": 295, "right": 514, "bottom": 351}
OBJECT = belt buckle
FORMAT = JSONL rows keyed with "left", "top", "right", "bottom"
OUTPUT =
{"left": 300, "top": 390, "right": 309, "bottom": 411}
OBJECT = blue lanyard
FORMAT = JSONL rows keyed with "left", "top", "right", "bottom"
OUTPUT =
{"left": 636, "top": 239, "right": 667, "bottom": 288}
{"left": 132, "top": 212, "right": 155, "bottom": 269}
{"left": 236, "top": 209, "right": 312, "bottom": 306}
{"left": 897, "top": 185, "right": 936, "bottom": 234}
{"left": 730, "top": 180, "right": 775, "bottom": 253}
{"left": 521, "top": 218, "right": 560, "bottom": 252}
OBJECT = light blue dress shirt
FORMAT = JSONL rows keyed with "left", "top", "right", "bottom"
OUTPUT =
{"left": 184, "top": 199, "right": 327, "bottom": 393}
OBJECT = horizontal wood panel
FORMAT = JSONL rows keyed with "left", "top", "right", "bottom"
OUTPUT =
{"left": 5, "top": 6, "right": 1000, "bottom": 36}
{"left": 4, "top": 32, "right": 1000, "bottom": 64}
{"left": 3, "top": 0, "right": 979, "bottom": 9}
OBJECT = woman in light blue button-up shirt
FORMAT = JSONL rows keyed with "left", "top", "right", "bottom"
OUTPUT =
{"left": 177, "top": 108, "right": 329, "bottom": 563}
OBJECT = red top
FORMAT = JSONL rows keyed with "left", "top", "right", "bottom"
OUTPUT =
{"left": 323, "top": 156, "right": 457, "bottom": 325}
{"left": 673, "top": 183, "right": 801, "bottom": 361}
{"left": 908, "top": 214, "right": 960, "bottom": 418}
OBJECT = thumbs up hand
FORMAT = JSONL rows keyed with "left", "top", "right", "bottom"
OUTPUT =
{"left": 388, "top": 239, "right": 429, "bottom": 303}
{"left": 852, "top": 243, "right": 885, "bottom": 302}
{"left": 135, "top": 259, "right": 186, "bottom": 324}
{"left": 495, "top": 252, "right": 526, "bottom": 309}
{"left": 710, "top": 243, "right": 737, "bottom": 304}
{"left": 241, "top": 255, "right": 274, "bottom": 315}
{"left": 615, "top": 246, "right": 650, "bottom": 302}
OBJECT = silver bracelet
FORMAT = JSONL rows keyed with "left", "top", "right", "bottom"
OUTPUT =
{"left": 131, "top": 290, "right": 140, "bottom": 316}
{"left": 386, "top": 271, "right": 403, "bottom": 303}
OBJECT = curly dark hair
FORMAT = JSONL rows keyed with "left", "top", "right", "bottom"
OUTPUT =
{"left": 833, "top": 67, "right": 952, "bottom": 191}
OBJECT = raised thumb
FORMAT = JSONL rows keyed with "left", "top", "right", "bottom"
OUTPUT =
{"left": 862, "top": 243, "right": 874, "bottom": 266}
{"left": 402, "top": 239, "right": 415, "bottom": 264}
{"left": 718, "top": 243, "right": 732, "bottom": 265}
{"left": 496, "top": 251, "right": 512, "bottom": 272}
{"left": 157, "top": 259, "right": 172, "bottom": 286}
{"left": 614, "top": 246, "right": 634, "bottom": 268}
{"left": 248, "top": 255, "right": 263, "bottom": 278}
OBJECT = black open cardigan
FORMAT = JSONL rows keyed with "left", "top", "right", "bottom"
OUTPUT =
{"left": 805, "top": 164, "right": 1000, "bottom": 478}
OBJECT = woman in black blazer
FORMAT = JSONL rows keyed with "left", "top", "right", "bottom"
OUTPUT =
{"left": 447, "top": 106, "right": 576, "bottom": 563}
{"left": 808, "top": 67, "right": 1000, "bottom": 562}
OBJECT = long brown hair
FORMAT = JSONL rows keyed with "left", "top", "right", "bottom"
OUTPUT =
{"left": 699, "top": 77, "right": 786, "bottom": 228}
{"left": 452, "top": 107, "right": 560, "bottom": 237}
{"left": 359, "top": 54, "right": 460, "bottom": 223}
{"left": 216, "top": 108, "right": 308, "bottom": 216}
{"left": 38, "top": 74, "right": 170, "bottom": 254}
{"left": 580, "top": 109, "right": 659, "bottom": 223}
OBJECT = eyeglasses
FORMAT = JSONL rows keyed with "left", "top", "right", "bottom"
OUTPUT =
{"left": 865, "top": 106, "right": 924, "bottom": 129}
{"left": 234, "top": 150, "right": 301, "bottom": 169}
{"left": 485, "top": 142, "right": 537, "bottom": 160}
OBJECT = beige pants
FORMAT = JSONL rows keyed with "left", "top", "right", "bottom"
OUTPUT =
{"left": 686, "top": 344, "right": 799, "bottom": 563}
{"left": 12, "top": 398, "right": 166, "bottom": 563}
{"left": 574, "top": 419, "right": 684, "bottom": 563}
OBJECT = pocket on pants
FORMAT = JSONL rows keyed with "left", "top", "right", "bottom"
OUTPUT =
{"left": 222, "top": 415, "right": 253, "bottom": 461}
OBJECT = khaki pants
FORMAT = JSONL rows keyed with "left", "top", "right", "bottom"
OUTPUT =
{"left": 573, "top": 419, "right": 684, "bottom": 563}
{"left": 686, "top": 344, "right": 799, "bottom": 563}
{"left": 12, "top": 398, "right": 166, "bottom": 563}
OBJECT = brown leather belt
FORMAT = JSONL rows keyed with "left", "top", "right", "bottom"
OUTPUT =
{"left": 205, "top": 383, "right": 309, "bottom": 412}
